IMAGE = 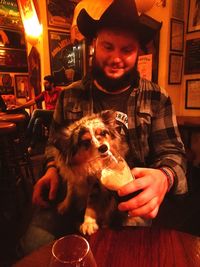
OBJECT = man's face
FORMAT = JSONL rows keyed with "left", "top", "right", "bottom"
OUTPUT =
{"left": 94, "top": 29, "right": 139, "bottom": 80}
{"left": 44, "top": 80, "right": 52, "bottom": 91}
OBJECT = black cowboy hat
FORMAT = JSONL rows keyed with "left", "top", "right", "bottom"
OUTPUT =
{"left": 77, "top": 0, "right": 161, "bottom": 45}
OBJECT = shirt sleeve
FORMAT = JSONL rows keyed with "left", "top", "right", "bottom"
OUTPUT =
{"left": 35, "top": 92, "right": 44, "bottom": 103}
{"left": 149, "top": 89, "right": 187, "bottom": 194}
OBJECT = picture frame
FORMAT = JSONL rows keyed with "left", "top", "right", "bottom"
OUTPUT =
{"left": 0, "top": 49, "right": 28, "bottom": 72}
{"left": 185, "top": 79, "right": 200, "bottom": 109}
{"left": 187, "top": 0, "right": 200, "bottom": 33}
{"left": 0, "top": 0, "right": 23, "bottom": 30}
{"left": 168, "top": 53, "right": 183, "bottom": 84}
{"left": 170, "top": 19, "right": 184, "bottom": 52}
{"left": 0, "top": 29, "right": 26, "bottom": 50}
{"left": 15, "top": 75, "right": 29, "bottom": 98}
{"left": 46, "top": 0, "right": 79, "bottom": 29}
{"left": 137, "top": 14, "right": 162, "bottom": 83}
{"left": 184, "top": 38, "right": 200, "bottom": 74}
{"left": 0, "top": 74, "right": 14, "bottom": 94}
{"left": 48, "top": 30, "right": 84, "bottom": 86}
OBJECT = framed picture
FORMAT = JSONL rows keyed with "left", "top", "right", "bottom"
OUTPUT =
{"left": 0, "top": 0, "right": 23, "bottom": 30}
{"left": 15, "top": 75, "right": 29, "bottom": 98}
{"left": 46, "top": 0, "right": 79, "bottom": 29}
{"left": 0, "top": 29, "right": 26, "bottom": 50}
{"left": 0, "top": 74, "right": 14, "bottom": 94}
{"left": 138, "top": 14, "right": 162, "bottom": 83}
{"left": 184, "top": 38, "right": 200, "bottom": 74}
{"left": 0, "top": 49, "right": 28, "bottom": 72}
{"left": 185, "top": 79, "right": 200, "bottom": 109}
{"left": 187, "top": 0, "right": 200, "bottom": 33}
{"left": 168, "top": 53, "right": 183, "bottom": 84}
{"left": 48, "top": 30, "right": 84, "bottom": 86}
{"left": 170, "top": 19, "right": 184, "bottom": 52}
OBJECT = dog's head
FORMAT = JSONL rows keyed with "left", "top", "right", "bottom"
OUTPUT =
{"left": 53, "top": 110, "right": 128, "bottom": 171}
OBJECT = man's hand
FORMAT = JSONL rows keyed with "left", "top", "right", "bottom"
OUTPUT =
{"left": 118, "top": 167, "right": 169, "bottom": 219}
{"left": 32, "top": 167, "right": 59, "bottom": 208}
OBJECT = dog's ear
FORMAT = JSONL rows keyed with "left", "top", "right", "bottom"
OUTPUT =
{"left": 52, "top": 128, "right": 71, "bottom": 157}
{"left": 100, "top": 110, "right": 116, "bottom": 127}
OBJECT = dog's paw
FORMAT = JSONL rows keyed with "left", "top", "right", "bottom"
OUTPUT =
{"left": 80, "top": 216, "right": 99, "bottom": 235}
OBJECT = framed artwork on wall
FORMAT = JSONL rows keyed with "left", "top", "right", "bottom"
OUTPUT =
{"left": 46, "top": 0, "right": 79, "bottom": 29}
{"left": 0, "top": 49, "right": 28, "bottom": 72}
{"left": 185, "top": 79, "right": 200, "bottom": 109}
{"left": 168, "top": 53, "right": 183, "bottom": 84}
{"left": 187, "top": 0, "right": 200, "bottom": 33}
{"left": 0, "top": 0, "right": 23, "bottom": 30}
{"left": 0, "top": 29, "right": 26, "bottom": 50}
{"left": 0, "top": 74, "right": 14, "bottom": 94}
{"left": 184, "top": 38, "right": 200, "bottom": 74}
{"left": 15, "top": 75, "right": 29, "bottom": 98}
{"left": 48, "top": 30, "right": 84, "bottom": 86}
{"left": 170, "top": 19, "right": 184, "bottom": 52}
{"left": 137, "top": 14, "right": 162, "bottom": 83}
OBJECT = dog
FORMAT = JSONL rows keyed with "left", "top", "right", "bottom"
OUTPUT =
{"left": 48, "top": 110, "right": 131, "bottom": 235}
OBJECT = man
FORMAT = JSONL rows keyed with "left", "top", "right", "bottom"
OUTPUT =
{"left": 20, "top": 0, "right": 187, "bottom": 255}
{"left": 24, "top": 75, "right": 61, "bottom": 153}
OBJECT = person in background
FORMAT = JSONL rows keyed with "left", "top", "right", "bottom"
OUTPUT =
{"left": 18, "top": 0, "right": 188, "bottom": 255}
{"left": 22, "top": 75, "right": 61, "bottom": 153}
{"left": 0, "top": 93, "right": 7, "bottom": 112}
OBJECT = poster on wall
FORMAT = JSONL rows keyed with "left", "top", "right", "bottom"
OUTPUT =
{"left": 48, "top": 30, "right": 84, "bottom": 86}
{"left": 184, "top": 38, "right": 200, "bottom": 74}
{"left": 0, "top": 0, "right": 23, "bottom": 30}
{"left": 137, "top": 54, "right": 152, "bottom": 81}
{"left": 0, "top": 29, "right": 26, "bottom": 49}
{"left": 172, "top": 0, "right": 184, "bottom": 20}
{"left": 15, "top": 74, "right": 29, "bottom": 98}
{"left": 46, "top": 0, "right": 79, "bottom": 29}
{"left": 187, "top": 0, "right": 200, "bottom": 33}
{"left": 0, "top": 49, "right": 28, "bottom": 72}
{"left": 0, "top": 74, "right": 14, "bottom": 94}
{"left": 185, "top": 79, "right": 200, "bottom": 109}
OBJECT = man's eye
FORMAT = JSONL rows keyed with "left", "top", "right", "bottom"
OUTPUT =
{"left": 80, "top": 140, "right": 91, "bottom": 149}
{"left": 100, "top": 130, "right": 109, "bottom": 137}
{"left": 103, "top": 44, "right": 113, "bottom": 51}
{"left": 122, "top": 46, "right": 137, "bottom": 54}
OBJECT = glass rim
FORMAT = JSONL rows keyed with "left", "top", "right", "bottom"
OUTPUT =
{"left": 52, "top": 234, "right": 90, "bottom": 264}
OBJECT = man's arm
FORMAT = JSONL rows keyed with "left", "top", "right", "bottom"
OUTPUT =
{"left": 149, "top": 90, "right": 187, "bottom": 194}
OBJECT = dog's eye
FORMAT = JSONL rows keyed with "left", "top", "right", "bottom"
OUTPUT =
{"left": 100, "top": 130, "right": 109, "bottom": 137}
{"left": 80, "top": 140, "right": 91, "bottom": 149}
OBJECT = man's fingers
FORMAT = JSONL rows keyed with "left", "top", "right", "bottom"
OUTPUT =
{"left": 127, "top": 197, "right": 159, "bottom": 218}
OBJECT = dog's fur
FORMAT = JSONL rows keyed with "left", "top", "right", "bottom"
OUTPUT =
{"left": 48, "top": 110, "right": 130, "bottom": 235}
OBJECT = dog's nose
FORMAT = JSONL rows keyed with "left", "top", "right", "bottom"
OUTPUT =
{"left": 98, "top": 144, "right": 108, "bottom": 153}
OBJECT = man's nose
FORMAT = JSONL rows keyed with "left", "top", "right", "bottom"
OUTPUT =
{"left": 111, "top": 50, "right": 122, "bottom": 63}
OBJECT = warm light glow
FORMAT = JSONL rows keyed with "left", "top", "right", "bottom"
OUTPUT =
{"left": 17, "top": 0, "right": 42, "bottom": 46}
{"left": 23, "top": 15, "right": 42, "bottom": 39}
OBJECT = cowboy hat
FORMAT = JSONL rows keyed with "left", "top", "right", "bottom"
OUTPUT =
{"left": 77, "top": 0, "right": 161, "bottom": 45}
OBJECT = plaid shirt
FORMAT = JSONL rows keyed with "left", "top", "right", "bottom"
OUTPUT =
{"left": 47, "top": 76, "right": 187, "bottom": 195}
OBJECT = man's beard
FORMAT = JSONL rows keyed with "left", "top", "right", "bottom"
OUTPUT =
{"left": 91, "top": 58, "right": 140, "bottom": 92}
{"left": 44, "top": 85, "right": 52, "bottom": 91}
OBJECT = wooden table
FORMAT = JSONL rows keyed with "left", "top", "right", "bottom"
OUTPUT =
{"left": 12, "top": 227, "right": 200, "bottom": 267}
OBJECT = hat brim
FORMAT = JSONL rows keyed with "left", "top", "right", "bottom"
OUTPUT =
{"left": 77, "top": 9, "right": 162, "bottom": 45}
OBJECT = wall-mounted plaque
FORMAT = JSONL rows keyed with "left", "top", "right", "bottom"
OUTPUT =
{"left": 184, "top": 38, "right": 200, "bottom": 74}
